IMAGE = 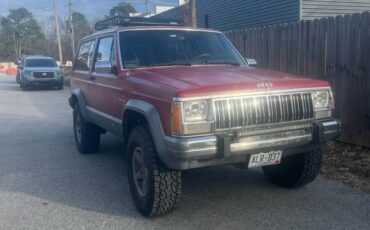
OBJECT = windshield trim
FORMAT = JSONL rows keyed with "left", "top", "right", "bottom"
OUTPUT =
{"left": 118, "top": 29, "right": 247, "bottom": 71}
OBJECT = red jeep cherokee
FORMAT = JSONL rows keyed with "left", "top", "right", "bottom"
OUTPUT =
{"left": 69, "top": 17, "right": 341, "bottom": 217}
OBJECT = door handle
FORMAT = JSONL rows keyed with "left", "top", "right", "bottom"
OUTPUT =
{"left": 90, "top": 75, "right": 96, "bottom": 81}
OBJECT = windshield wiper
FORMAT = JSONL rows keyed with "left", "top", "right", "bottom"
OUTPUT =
{"left": 149, "top": 63, "right": 192, "bottom": 67}
{"left": 203, "top": 62, "right": 241, "bottom": 66}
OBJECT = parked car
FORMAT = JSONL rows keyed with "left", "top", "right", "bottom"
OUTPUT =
{"left": 69, "top": 17, "right": 342, "bottom": 217}
{"left": 19, "top": 56, "right": 64, "bottom": 90}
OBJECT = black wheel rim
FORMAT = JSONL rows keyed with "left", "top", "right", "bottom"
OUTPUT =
{"left": 132, "top": 146, "right": 149, "bottom": 197}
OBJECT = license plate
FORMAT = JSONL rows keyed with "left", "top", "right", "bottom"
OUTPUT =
{"left": 248, "top": 150, "right": 282, "bottom": 168}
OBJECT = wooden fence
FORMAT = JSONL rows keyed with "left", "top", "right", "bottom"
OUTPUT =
{"left": 224, "top": 11, "right": 370, "bottom": 147}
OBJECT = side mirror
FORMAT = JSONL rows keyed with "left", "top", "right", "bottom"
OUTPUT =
{"left": 245, "top": 58, "right": 257, "bottom": 66}
{"left": 15, "top": 60, "right": 21, "bottom": 66}
{"left": 95, "top": 60, "right": 116, "bottom": 74}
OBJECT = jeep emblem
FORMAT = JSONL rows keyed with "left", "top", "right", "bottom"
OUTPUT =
{"left": 42, "top": 73, "right": 47, "bottom": 76}
{"left": 257, "top": 82, "right": 273, "bottom": 88}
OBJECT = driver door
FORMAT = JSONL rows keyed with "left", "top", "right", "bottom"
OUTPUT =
{"left": 89, "top": 34, "right": 122, "bottom": 122}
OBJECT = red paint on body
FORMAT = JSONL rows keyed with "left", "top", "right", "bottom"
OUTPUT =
{"left": 121, "top": 65, "right": 329, "bottom": 134}
{"left": 127, "top": 65, "right": 329, "bottom": 98}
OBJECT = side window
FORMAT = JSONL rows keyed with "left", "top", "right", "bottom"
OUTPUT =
{"left": 87, "top": 41, "right": 96, "bottom": 69}
{"left": 75, "top": 40, "right": 95, "bottom": 71}
{"left": 96, "top": 36, "right": 114, "bottom": 63}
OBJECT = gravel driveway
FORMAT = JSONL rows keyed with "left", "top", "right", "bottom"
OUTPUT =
{"left": 0, "top": 74, "right": 369, "bottom": 230}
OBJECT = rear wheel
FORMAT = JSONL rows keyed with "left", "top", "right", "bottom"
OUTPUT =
{"left": 127, "top": 125, "right": 182, "bottom": 217}
{"left": 262, "top": 148, "right": 322, "bottom": 188}
{"left": 73, "top": 105, "right": 100, "bottom": 154}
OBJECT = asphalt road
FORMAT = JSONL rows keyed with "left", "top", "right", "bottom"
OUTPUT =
{"left": 0, "top": 74, "right": 369, "bottom": 230}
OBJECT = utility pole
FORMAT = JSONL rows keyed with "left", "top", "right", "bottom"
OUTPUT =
{"left": 53, "top": 2, "right": 63, "bottom": 65}
{"left": 145, "top": 0, "right": 149, "bottom": 14}
{"left": 68, "top": 0, "right": 76, "bottom": 60}
{"left": 190, "top": 0, "right": 196, "bottom": 27}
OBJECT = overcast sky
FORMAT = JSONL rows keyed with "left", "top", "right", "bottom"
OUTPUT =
{"left": 1, "top": 0, "right": 179, "bottom": 21}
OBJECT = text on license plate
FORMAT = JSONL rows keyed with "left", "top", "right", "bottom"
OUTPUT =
{"left": 248, "top": 150, "right": 282, "bottom": 168}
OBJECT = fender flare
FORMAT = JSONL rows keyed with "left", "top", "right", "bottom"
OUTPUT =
{"left": 69, "top": 88, "right": 89, "bottom": 121}
{"left": 123, "top": 100, "right": 169, "bottom": 166}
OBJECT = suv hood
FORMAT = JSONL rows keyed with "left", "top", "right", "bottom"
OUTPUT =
{"left": 129, "top": 65, "right": 329, "bottom": 98}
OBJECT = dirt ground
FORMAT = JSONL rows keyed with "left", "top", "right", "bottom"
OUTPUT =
{"left": 322, "top": 141, "right": 370, "bottom": 193}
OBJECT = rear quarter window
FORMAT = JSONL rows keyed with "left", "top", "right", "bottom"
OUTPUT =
{"left": 75, "top": 40, "right": 96, "bottom": 71}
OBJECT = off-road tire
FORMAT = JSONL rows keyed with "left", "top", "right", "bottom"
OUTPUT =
{"left": 262, "top": 148, "right": 322, "bottom": 188}
{"left": 73, "top": 105, "right": 100, "bottom": 154}
{"left": 127, "top": 125, "right": 182, "bottom": 217}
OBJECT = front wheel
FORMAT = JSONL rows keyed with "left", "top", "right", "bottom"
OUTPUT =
{"left": 263, "top": 148, "right": 322, "bottom": 188}
{"left": 127, "top": 125, "right": 182, "bottom": 217}
{"left": 57, "top": 82, "right": 64, "bottom": 90}
{"left": 20, "top": 78, "right": 26, "bottom": 89}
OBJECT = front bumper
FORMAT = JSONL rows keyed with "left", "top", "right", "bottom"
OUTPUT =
{"left": 161, "top": 119, "right": 342, "bottom": 170}
{"left": 23, "top": 76, "right": 63, "bottom": 86}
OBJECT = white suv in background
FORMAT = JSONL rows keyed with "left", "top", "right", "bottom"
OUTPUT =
{"left": 19, "top": 56, "right": 64, "bottom": 90}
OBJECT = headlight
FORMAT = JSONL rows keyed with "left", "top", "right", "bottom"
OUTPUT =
{"left": 24, "top": 70, "right": 33, "bottom": 76}
{"left": 172, "top": 100, "right": 212, "bottom": 135}
{"left": 56, "top": 70, "right": 63, "bottom": 75}
{"left": 311, "top": 89, "right": 334, "bottom": 119}
{"left": 183, "top": 100, "right": 208, "bottom": 122}
{"left": 312, "top": 90, "right": 333, "bottom": 109}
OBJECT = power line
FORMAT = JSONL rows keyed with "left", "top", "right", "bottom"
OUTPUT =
{"left": 53, "top": 2, "right": 64, "bottom": 64}
{"left": 68, "top": 0, "right": 76, "bottom": 59}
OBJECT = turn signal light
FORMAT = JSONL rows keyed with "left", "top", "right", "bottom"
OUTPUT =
{"left": 171, "top": 103, "right": 183, "bottom": 134}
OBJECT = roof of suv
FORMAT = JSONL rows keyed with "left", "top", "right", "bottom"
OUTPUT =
{"left": 81, "top": 26, "right": 221, "bottom": 41}
{"left": 24, "top": 56, "right": 54, "bottom": 60}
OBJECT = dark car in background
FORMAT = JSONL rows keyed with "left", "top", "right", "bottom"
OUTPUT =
{"left": 18, "top": 56, "right": 64, "bottom": 90}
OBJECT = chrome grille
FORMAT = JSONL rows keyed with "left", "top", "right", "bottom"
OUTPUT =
{"left": 213, "top": 93, "right": 313, "bottom": 130}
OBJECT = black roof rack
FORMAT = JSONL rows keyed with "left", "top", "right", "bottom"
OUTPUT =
{"left": 94, "top": 16, "right": 182, "bottom": 31}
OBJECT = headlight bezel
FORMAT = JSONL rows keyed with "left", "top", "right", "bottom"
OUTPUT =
{"left": 172, "top": 100, "right": 213, "bottom": 135}
{"left": 311, "top": 89, "right": 334, "bottom": 120}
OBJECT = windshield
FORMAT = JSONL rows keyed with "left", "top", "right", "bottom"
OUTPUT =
{"left": 119, "top": 30, "right": 245, "bottom": 69}
{"left": 25, "top": 59, "right": 57, "bottom": 68}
